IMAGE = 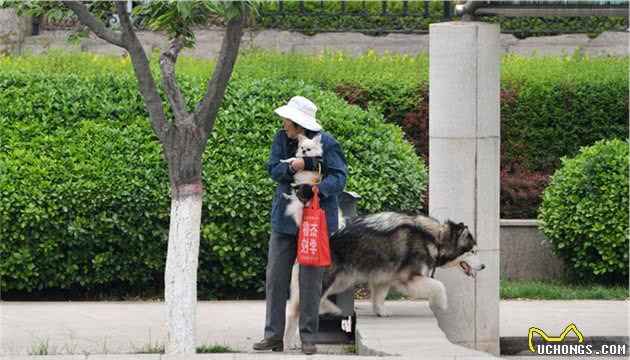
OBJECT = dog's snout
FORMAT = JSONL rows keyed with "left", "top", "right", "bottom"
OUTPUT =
{"left": 480, "top": 264, "right": 486, "bottom": 271}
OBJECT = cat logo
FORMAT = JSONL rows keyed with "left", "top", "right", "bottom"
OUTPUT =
{"left": 528, "top": 324, "right": 584, "bottom": 353}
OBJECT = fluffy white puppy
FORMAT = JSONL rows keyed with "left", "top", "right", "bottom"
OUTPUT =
{"left": 280, "top": 134, "right": 323, "bottom": 226}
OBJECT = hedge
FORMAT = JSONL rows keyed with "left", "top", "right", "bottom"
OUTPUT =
{"left": 1, "top": 50, "right": 627, "bottom": 217}
{"left": 8, "top": 52, "right": 625, "bottom": 176}
{"left": 0, "top": 64, "right": 427, "bottom": 297}
{"left": 538, "top": 139, "right": 629, "bottom": 283}
{"left": 229, "top": 51, "right": 629, "bottom": 217}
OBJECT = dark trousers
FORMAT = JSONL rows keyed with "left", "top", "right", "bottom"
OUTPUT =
{"left": 263, "top": 231, "right": 324, "bottom": 343}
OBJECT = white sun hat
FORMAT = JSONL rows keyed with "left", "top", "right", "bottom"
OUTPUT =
{"left": 274, "top": 96, "right": 323, "bottom": 131}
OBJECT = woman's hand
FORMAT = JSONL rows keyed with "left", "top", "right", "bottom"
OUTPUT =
{"left": 290, "top": 158, "right": 305, "bottom": 172}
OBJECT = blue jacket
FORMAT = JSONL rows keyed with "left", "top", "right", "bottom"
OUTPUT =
{"left": 268, "top": 130, "right": 348, "bottom": 235}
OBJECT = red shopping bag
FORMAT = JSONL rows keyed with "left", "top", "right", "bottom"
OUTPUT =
{"left": 297, "top": 186, "right": 331, "bottom": 267}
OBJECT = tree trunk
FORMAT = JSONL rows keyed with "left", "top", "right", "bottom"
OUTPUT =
{"left": 164, "top": 126, "right": 205, "bottom": 355}
{"left": 165, "top": 183, "right": 202, "bottom": 354}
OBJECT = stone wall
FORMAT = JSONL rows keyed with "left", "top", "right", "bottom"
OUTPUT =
{"left": 500, "top": 219, "right": 565, "bottom": 281}
{"left": 0, "top": 9, "right": 31, "bottom": 54}
{"left": 6, "top": 28, "right": 629, "bottom": 59}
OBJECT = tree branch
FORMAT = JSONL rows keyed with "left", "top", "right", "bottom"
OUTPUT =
{"left": 115, "top": 1, "right": 134, "bottom": 41}
{"left": 113, "top": 2, "right": 171, "bottom": 143}
{"left": 193, "top": 7, "right": 247, "bottom": 137}
{"left": 63, "top": 1, "right": 124, "bottom": 48}
{"left": 160, "top": 37, "right": 190, "bottom": 124}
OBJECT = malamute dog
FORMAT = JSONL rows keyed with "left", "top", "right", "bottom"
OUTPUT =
{"left": 285, "top": 212, "right": 485, "bottom": 347}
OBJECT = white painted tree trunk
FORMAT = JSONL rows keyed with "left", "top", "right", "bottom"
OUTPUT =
{"left": 165, "top": 192, "right": 202, "bottom": 354}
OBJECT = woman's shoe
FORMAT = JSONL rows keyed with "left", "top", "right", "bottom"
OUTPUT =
{"left": 252, "top": 338, "right": 283, "bottom": 352}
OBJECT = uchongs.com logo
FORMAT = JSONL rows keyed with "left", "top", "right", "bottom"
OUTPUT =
{"left": 528, "top": 324, "right": 627, "bottom": 356}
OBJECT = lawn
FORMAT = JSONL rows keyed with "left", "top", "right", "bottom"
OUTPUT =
{"left": 500, "top": 279, "right": 629, "bottom": 300}
{"left": 374, "top": 280, "right": 629, "bottom": 301}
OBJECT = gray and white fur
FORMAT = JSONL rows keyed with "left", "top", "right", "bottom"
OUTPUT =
{"left": 284, "top": 212, "right": 485, "bottom": 348}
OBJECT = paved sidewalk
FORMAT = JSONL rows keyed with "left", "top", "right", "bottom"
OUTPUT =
{"left": 1, "top": 300, "right": 628, "bottom": 359}
{"left": 355, "top": 301, "right": 498, "bottom": 358}
{"left": 0, "top": 301, "right": 265, "bottom": 356}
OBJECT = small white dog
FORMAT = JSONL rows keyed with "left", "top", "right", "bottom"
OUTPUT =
{"left": 280, "top": 134, "right": 323, "bottom": 226}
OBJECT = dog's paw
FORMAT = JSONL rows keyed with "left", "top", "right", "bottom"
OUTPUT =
{"left": 432, "top": 299, "right": 448, "bottom": 312}
{"left": 284, "top": 335, "right": 300, "bottom": 350}
{"left": 374, "top": 306, "right": 392, "bottom": 317}
{"left": 284, "top": 314, "right": 300, "bottom": 350}
{"left": 431, "top": 291, "right": 448, "bottom": 312}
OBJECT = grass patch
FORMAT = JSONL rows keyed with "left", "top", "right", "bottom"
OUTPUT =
{"left": 385, "top": 289, "right": 407, "bottom": 300}
{"left": 134, "top": 344, "right": 164, "bottom": 354}
{"left": 28, "top": 339, "right": 56, "bottom": 356}
{"left": 500, "top": 279, "right": 629, "bottom": 300}
{"left": 133, "top": 340, "right": 164, "bottom": 354}
{"left": 197, "top": 344, "right": 237, "bottom": 353}
{"left": 343, "top": 344, "right": 357, "bottom": 353}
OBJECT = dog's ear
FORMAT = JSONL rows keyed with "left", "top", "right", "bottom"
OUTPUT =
{"left": 297, "top": 134, "right": 306, "bottom": 142}
{"left": 457, "top": 226, "right": 470, "bottom": 245}
{"left": 313, "top": 133, "right": 322, "bottom": 143}
{"left": 460, "top": 226, "right": 469, "bottom": 237}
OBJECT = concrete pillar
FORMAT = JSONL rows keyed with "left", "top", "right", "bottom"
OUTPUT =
{"left": 428, "top": 21, "right": 500, "bottom": 356}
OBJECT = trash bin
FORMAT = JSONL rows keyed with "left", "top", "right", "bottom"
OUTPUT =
{"left": 317, "top": 190, "right": 360, "bottom": 344}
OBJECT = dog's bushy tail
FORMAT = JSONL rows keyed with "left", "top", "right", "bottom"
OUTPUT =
{"left": 337, "top": 208, "right": 346, "bottom": 230}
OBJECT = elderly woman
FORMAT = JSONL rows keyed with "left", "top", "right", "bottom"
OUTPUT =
{"left": 253, "top": 96, "right": 348, "bottom": 355}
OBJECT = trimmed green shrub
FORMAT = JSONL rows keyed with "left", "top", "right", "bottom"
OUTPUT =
{"left": 0, "top": 67, "right": 426, "bottom": 296}
{"left": 6, "top": 52, "right": 626, "bottom": 178}
{"left": 501, "top": 54, "right": 629, "bottom": 174}
{"left": 231, "top": 51, "right": 629, "bottom": 217}
{"left": 538, "top": 139, "right": 629, "bottom": 283}
{"left": 0, "top": 118, "right": 170, "bottom": 291}
{"left": 228, "top": 50, "right": 427, "bottom": 127}
{"left": 0, "top": 51, "right": 626, "bottom": 222}
{"left": 210, "top": 51, "right": 628, "bottom": 176}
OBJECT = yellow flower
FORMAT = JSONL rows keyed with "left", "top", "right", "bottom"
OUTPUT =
{"left": 366, "top": 49, "right": 374, "bottom": 58}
